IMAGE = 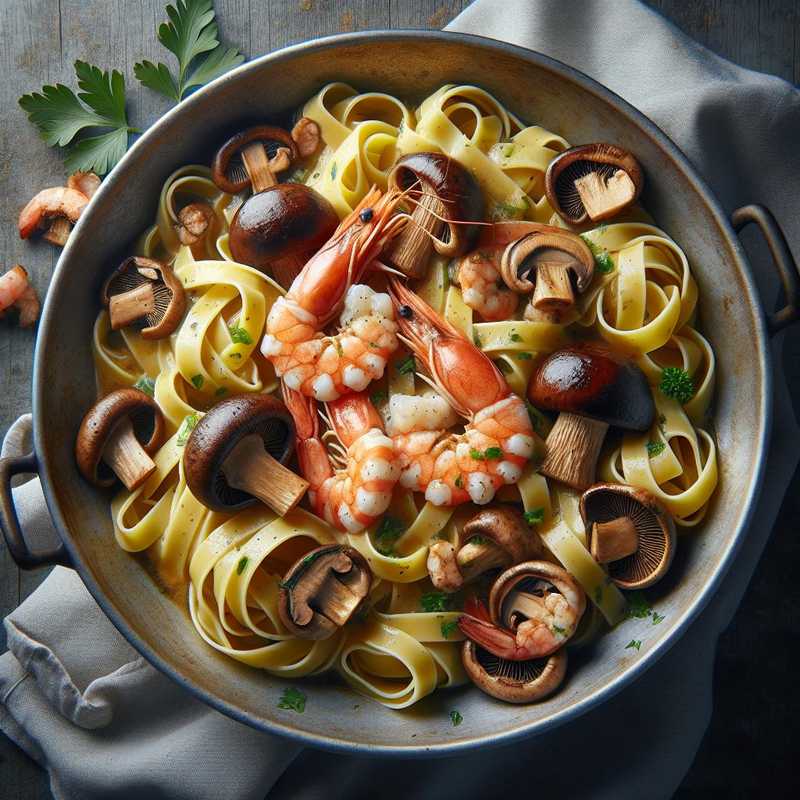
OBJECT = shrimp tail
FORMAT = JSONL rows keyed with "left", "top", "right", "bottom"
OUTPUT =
{"left": 281, "top": 384, "right": 333, "bottom": 493}
{"left": 458, "top": 614, "right": 527, "bottom": 660}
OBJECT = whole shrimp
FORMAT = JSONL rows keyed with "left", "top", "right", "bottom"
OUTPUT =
{"left": 282, "top": 385, "right": 400, "bottom": 533}
{"left": 388, "top": 278, "right": 543, "bottom": 507}
{"left": 261, "top": 187, "right": 410, "bottom": 402}
{"left": 458, "top": 564, "right": 586, "bottom": 660}
{"left": 0, "top": 266, "right": 30, "bottom": 312}
{"left": 450, "top": 244, "right": 519, "bottom": 322}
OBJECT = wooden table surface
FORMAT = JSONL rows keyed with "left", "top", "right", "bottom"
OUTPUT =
{"left": 1, "top": 1, "right": 798, "bottom": 797}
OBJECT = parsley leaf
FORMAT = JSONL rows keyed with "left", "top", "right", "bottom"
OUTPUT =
{"left": 370, "top": 390, "right": 388, "bottom": 407}
{"left": 454, "top": 474, "right": 463, "bottom": 489}
{"left": 176, "top": 413, "right": 199, "bottom": 446}
{"left": 277, "top": 687, "right": 306, "bottom": 713}
{"left": 625, "top": 639, "right": 642, "bottom": 651}
{"left": 524, "top": 508, "right": 544, "bottom": 526}
{"left": 228, "top": 325, "right": 253, "bottom": 345}
{"left": 19, "top": 60, "right": 137, "bottom": 175}
{"left": 396, "top": 355, "right": 416, "bottom": 375}
{"left": 374, "top": 515, "right": 406, "bottom": 556}
{"left": 626, "top": 591, "right": 652, "bottom": 619}
{"left": 581, "top": 235, "right": 615, "bottom": 273}
{"left": 421, "top": 592, "right": 451, "bottom": 613}
{"left": 191, "top": 374, "right": 204, "bottom": 389}
{"left": 651, "top": 612, "right": 665, "bottom": 626}
{"left": 509, "top": 332, "right": 522, "bottom": 342}
{"left": 236, "top": 555, "right": 249, "bottom": 575}
{"left": 449, "top": 709, "right": 463, "bottom": 727}
{"left": 646, "top": 440, "right": 666, "bottom": 457}
{"left": 134, "top": 0, "right": 244, "bottom": 103}
{"left": 659, "top": 367, "right": 695, "bottom": 404}
{"left": 134, "top": 376, "right": 155, "bottom": 397}
{"left": 484, "top": 446, "right": 503, "bottom": 460}
{"left": 516, "top": 351, "right": 533, "bottom": 360}
{"left": 441, "top": 620, "right": 458, "bottom": 639}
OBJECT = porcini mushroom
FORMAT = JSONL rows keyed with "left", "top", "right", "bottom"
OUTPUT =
{"left": 101, "top": 257, "right": 186, "bottom": 339}
{"left": 545, "top": 143, "right": 643, "bottom": 224}
{"left": 461, "top": 640, "right": 567, "bottom": 704}
{"left": 580, "top": 482, "right": 676, "bottom": 589}
{"left": 75, "top": 388, "right": 165, "bottom": 491}
{"left": 501, "top": 229, "right": 595, "bottom": 319}
{"left": 528, "top": 343, "right": 655, "bottom": 490}
{"left": 183, "top": 394, "right": 308, "bottom": 516}
{"left": 383, "top": 152, "right": 484, "bottom": 279}
{"left": 278, "top": 544, "right": 371, "bottom": 640}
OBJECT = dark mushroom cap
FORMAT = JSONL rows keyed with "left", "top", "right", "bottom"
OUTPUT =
{"left": 460, "top": 506, "right": 540, "bottom": 563}
{"left": 461, "top": 640, "right": 567, "bottom": 703}
{"left": 278, "top": 544, "right": 372, "bottom": 640}
{"left": 527, "top": 342, "right": 655, "bottom": 431}
{"left": 388, "top": 152, "right": 484, "bottom": 257}
{"left": 183, "top": 393, "right": 295, "bottom": 512}
{"left": 75, "top": 388, "right": 165, "bottom": 488}
{"left": 545, "top": 143, "right": 643, "bottom": 225}
{"left": 581, "top": 482, "right": 676, "bottom": 589}
{"left": 229, "top": 183, "right": 338, "bottom": 269}
{"left": 101, "top": 256, "right": 186, "bottom": 340}
{"left": 211, "top": 125, "right": 298, "bottom": 194}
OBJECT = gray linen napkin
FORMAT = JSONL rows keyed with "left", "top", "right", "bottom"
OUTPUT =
{"left": 2, "top": 1, "right": 799, "bottom": 798}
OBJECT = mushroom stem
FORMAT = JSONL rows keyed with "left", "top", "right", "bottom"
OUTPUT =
{"left": 575, "top": 169, "right": 637, "bottom": 222}
{"left": 457, "top": 540, "right": 512, "bottom": 584}
{"left": 241, "top": 142, "right": 278, "bottom": 193}
{"left": 221, "top": 434, "right": 309, "bottom": 515}
{"left": 42, "top": 217, "right": 72, "bottom": 247}
{"left": 539, "top": 412, "right": 609, "bottom": 491}
{"left": 316, "top": 576, "right": 361, "bottom": 626}
{"left": 384, "top": 191, "right": 444, "bottom": 279}
{"left": 102, "top": 418, "right": 157, "bottom": 491}
{"left": 591, "top": 517, "right": 639, "bottom": 564}
{"left": 108, "top": 282, "right": 157, "bottom": 330}
{"left": 531, "top": 259, "right": 575, "bottom": 311}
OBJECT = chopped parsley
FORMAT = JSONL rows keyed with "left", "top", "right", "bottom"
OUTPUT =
{"left": 396, "top": 355, "right": 416, "bottom": 375}
{"left": 525, "top": 400, "right": 550, "bottom": 437}
{"left": 646, "top": 440, "right": 666, "bottom": 457}
{"left": 441, "top": 620, "right": 458, "bottom": 639}
{"left": 374, "top": 515, "right": 406, "bottom": 556}
{"left": 625, "top": 640, "right": 642, "bottom": 651}
{"left": 515, "top": 351, "right": 533, "bottom": 360}
{"left": 277, "top": 687, "right": 306, "bottom": 713}
{"left": 470, "top": 447, "right": 503, "bottom": 461}
{"left": 651, "top": 612, "right": 665, "bottom": 626}
{"left": 552, "top": 624, "right": 567, "bottom": 635}
{"left": 236, "top": 556, "right": 249, "bottom": 575}
{"left": 228, "top": 325, "right": 253, "bottom": 345}
{"left": 473, "top": 332, "right": 482, "bottom": 348}
{"left": 449, "top": 709, "right": 463, "bottom": 727}
{"left": 370, "top": 389, "right": 388, "bottom": 407}
{"left": 176, "top": 413, "right": 198, "bottom": 446}
{"left": 581, "top": 236, "right": 615, "bottom": 273}
{"left": 421, "top": 592, "right": 452, "bottom": 613}
{"left": 626, "top": 591, "right": 652, "bottom": 619}
{"left": 454, "top": 474, "right": 463, "bottom": 489}
{"left": 659, "top": 367, "right": 695, "bottom": 404}
{"left": 509, "top": 332, "right": 522, "bottom": 342}
{"left": 215, "top": 386, "right": 228, "bottom": 397}
{"left": 524, "top": 508, "right": 544, "bottom": 526}
{"left": 191, "top": 374, "right": 204, "bottom": 389}
{"left": 134, "top": 375, "right": 155, "bottom": 397}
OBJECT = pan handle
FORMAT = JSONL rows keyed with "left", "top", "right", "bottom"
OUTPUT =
{"left": 732, "top": 205, "right": 799, "bottom": 336}
{"left": 0, "top": 451, "right": 70, "bottom": 569}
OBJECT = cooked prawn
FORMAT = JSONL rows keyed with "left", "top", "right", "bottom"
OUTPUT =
{"left": 0, "top": 266, "right": 30, "bottom": 312}
{"left": 261, "top": 187, "right": 410, "bottom": 402}
{"left": 282, "top": 385, "right": 400, "bottom": 533}
{"left": 388, "top": 278, "right": 543, "bottom": 507}
{"left": 18, "top": 186, "right": 89, "bottom": 240}
{"left": 452, "top": 245, "right": 519, "bottom": 321}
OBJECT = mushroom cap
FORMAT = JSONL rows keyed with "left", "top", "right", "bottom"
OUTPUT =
{"left": 211, "top": 125, "right": 298, "bottom": 194}
{"left": 101, "top": 256, "right": 186, "bottom": 340}
{"left": 75, "top": 388, "right": 165, "bottom": 488}
{"left": 527, "top": 342, "right": 655, "bottom": 431}
{"left": 580, "top": 482, "right": 676, "bottom": 589}
{"left": 229, "top": 183, "right": 338, "bottom": 269}
{"left": 278, "top": 544, "right": 372, "bottom": 640}
{"left": 388, "top": 152, "right": 484, "bottom": 257}
{"left": 501, "top": 229, "right": 595, "bottom": 294}
{"left": 460, "top": 506, "right": 541, "bottom": 563}
{"left": 461, "top": 640, "right": 567, "bottom": 703}
{"left": 545, "top": 143, "right": 643, "bottom": 225}
{"left": 183, "top": 393, "right": 296, "bottom": 512}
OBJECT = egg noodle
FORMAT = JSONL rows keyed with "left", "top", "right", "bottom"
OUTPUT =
{"left": 92, "top": 84, "right": 718, "bottom": 708}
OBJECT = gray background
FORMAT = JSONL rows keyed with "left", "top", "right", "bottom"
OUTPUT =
{"left": 1, "top": 0, "right": 798, "bottom": 796}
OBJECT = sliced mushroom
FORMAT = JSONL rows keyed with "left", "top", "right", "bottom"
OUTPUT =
{"left": 581, "top": 483, "right": 676, "bottom": 589}
{"left": 101, "top": 257, "right": 186, "bottom": 339}
{"left": 19, "top": 186, "right": 89, "bottom": 245}
{"left": 528, "top": 343, "right": 655, "bottom": 490}
{"left": 291, "top": 117, "right": 322, "bottom": 159}
{"left": 175, "top": 202, "right": 215, "bottom": 247}
{"left": 461, "top": 640, "right": 567, "bottom": 703}
{"left": 212, "top": 125, "right": 298, "bottom": 195}
{"left": 278, "top": 544, "right": 372, "bottom": 640}
{"left": 75, "top": 388, "right": 165, "bottom": 490}
{"left": 384, "top": 152, "right": 484, "bottom": 279}
{"left": 501, "top": 229, "right": 594, "bottom": 319}
{"left": 183, "top": 394, "right": 308, "bottom": 516}
{"left": 545, "top": 143, "right": 643, "bottom": 224}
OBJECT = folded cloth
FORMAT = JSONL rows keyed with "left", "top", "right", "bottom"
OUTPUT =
{"left": 2, "top": 1, "right": 799, "bottom": 798}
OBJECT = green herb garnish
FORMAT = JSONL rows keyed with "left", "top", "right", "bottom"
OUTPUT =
{"left": 627, "top": 591, "right": 651, "bottom": 619}
{"left": 469, "top": 448, "right": 484, "bottom": 460}
{"left": 396, "top": 355, "right": 416, "bottom": 375}
{"left": 484, "top": 447, "right": 503, "bottom": 460}
{"left": 191, "top": 374, "right": 204, "bottom": 389}
{"left": 374, "top": 515, "right": 406, "bottom": 556}
{"left": 651, "top": 612, "right": 665, "bottom": 626}
{"left": 176, "top": 413, "right": 199, "bottom": 446}
{"left": 134, "top": 376, "right": 155, "bottom": 397}
{"left": 228, "top": 325, "right": 253, "bottom": 345}
{"left": 509, "top": 332, "right": 522, "bottom": 343}
{"left": 236, "top": 556, "right": 248, "bottom": 575}
{"left": 441, "top": 620, "right": 458, "bottom": 639}
{"left": 625, "top": 640, "right": 642, "bottom": 651}
{"left": 524, "top": 508, "right": 544, "bottom": 526}
{"left": 134, "top": 0, "right": 244, "bottom": 103}
{"left": 646, "top": 440, "right": 666, "bottom": 457}
{"left": 659, "top": 367, "right": 695, "bottom": 404}
{"left": 449, "top": 709, "right": 463, "bottom": 727}
{"left": 515, "top": 352, "right": 533, "bottom": 360}
{"left": 215, "top": 386, "right": 228, "bottom": 397}
{"left": 454, "top": 474, "right": 463, "bottom": 489}
{"left": 581, "top": 236, "right": 615, "bottom": 273}
{"left": 19, "top": 60, "right": 139, "bottom": 175}
{"left": 552, "top": 624, "right": 567, "bottom": 635}
{"left": 277, "top": 687, "right": 306, "bottom": 713}
{"left": 473, "top": 332, "right": 482, "bottom": 348}
{"left": 491, "top": 200, "right": 524, "bottom": 221}
{"left": 370, "top": 390, "right": 388, "bottom": 407}
{"left": 421, "top": 592, "right": 452, "bottom": 613}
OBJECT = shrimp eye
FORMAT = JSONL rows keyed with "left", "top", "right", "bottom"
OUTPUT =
{"left": 359, "top": 208, "right": 374, "bottom": 223}
{"left": 399, "top": 305, "right": 413, "bottom": 319}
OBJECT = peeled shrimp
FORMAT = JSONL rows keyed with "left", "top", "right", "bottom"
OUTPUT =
{"left": 0, "top": 266, "right": 30, "bottom": 311}
{"left": 452, "top": 245, "right": 519, "bottom": 321}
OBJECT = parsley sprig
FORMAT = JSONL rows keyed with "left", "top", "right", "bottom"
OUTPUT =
{"left": 581, "top": 235, "right": 615, "bottom": 273}
{"left": 277, "top": 687, "right": 306, "bottom": 713}
{"left": 659, "top": 367, "right": 695, "bottom": 404}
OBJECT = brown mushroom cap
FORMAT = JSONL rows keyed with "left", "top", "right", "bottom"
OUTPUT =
{"left": 211, "top": 125, "right": 298, "bottom": 194}
{"left": 545, "top": 143, "right": 643, "bottom": 225}
{"left": 101, "top": 257, "right": 186, "bottom": 340}
{"left": 183, "top": 393, "right": 299, "bottom": 513}
{"left": 461, "top": 640, "right": 567, "bottom": 703}
{"left": 580, "top": 483, "right": 676, "bottom": 589}
{"left": 75, "top": 388, "right": 165, "bottom": 488}
{"left": 387, "top": 152, "right": 484, "bottom": 257}
{"left": 278, "top": 544, "right": 372, "bottom": 640}
{"left": 228, "top": 183, "right": 338, "bottom": 270}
